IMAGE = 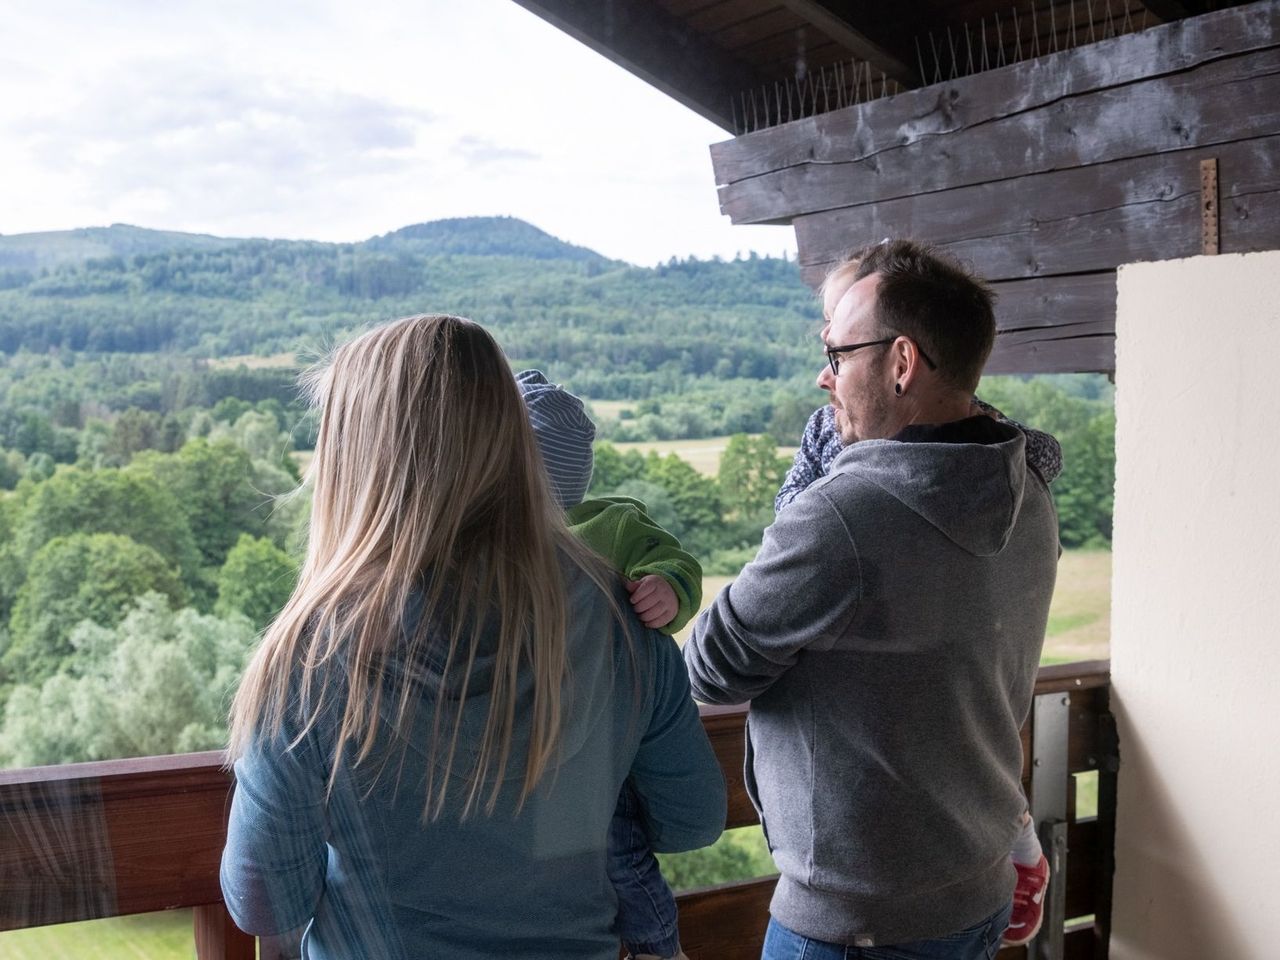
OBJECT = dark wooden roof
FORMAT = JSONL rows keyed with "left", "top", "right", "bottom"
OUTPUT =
{"left": 511, "top": 0, "right": 1248, "bottom": 132}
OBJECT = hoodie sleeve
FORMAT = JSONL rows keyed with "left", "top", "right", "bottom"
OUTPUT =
{"left": 568, "top": 497, "right": 702, "bottom": 635}
{"left": 629, "top": 632, "right": 727, "bottom": 852}
{"left": 220, "top": 721, "right": 328, "bottom": 936}
{"left": 685, "top": 482, "right": 861, "bottom": 704}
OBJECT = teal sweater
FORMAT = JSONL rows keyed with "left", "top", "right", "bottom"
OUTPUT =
{"left": 221, "top": 559, "right": 726, "bottom": 960}
{"left": 566, "top": 496, "right": 703, "bottom": 635}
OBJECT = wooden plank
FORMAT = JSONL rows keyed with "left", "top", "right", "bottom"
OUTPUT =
{"left": 792, "top": 136, "right": 1280, "bottom": 280}
{"left": 193, "top": 903, "right": 256, "bottom": 960}
{"left": 710, "top": 0, "right": 1279, "bottom": 185}
{"left": 718, "top": 42, "right": 1280, "bottom": 223}
{"left": 711, "top": 7, "right": 801, "bottom": 50}
{"left": 685, "top": 0, "right": 780, "bottom": 36}
{"left": 775, "top": 0, "right": 921, "bottom": 86}
{"left": 676, "top": 875, "right": 776, "bottom": 958}
{"left": 0, "top": 752, "right": 231, "bottom": 930}
{"left": 700, "top": 703, "right": 757, "bottom": 829}
{"left": 509, "top": 0, "right": 769, "bottom": 132}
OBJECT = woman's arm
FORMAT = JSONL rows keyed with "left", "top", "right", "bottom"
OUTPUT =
{"left": 627, "top": 635, "right": 727, "bottom": 853}
{"left": 220, "top": 725, "right": 329, "bottom": 936}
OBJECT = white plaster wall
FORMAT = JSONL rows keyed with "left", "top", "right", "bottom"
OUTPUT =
{"left": 1110, "top": 251, "right": 1280, "bottom": 959}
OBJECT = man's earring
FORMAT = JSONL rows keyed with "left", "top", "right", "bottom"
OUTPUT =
{"left": 894, "top": 382, "right": 903, "bottom": 396}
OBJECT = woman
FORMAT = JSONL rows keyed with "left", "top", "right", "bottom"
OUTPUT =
{"left": 220, "top": 314, "right": 725, "bottom": 959}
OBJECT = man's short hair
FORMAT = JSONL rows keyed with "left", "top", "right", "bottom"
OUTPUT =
{"left": 850, "top": 240, "right": 996, "bottom": 392}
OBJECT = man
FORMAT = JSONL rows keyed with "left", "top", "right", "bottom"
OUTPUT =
{"left": 683, "top": 240, "right": 1060, "bottom": 957}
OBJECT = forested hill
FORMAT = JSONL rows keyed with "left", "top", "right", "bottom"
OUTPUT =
{"left": 0, "top": 216, "right": 818, "bottom": 391}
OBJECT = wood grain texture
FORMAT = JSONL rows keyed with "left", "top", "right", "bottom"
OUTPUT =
{"left": 717, "top": 42, "right": 1280, "bottom": 223}
{"left": 792, "top": 136, "right": 1280, "bottom": 279}
{"left": 193, "top": 903, "right": 256, "bottom": 960}
{"left": 710, "top": 0, "right": 1279, "bottom": 185}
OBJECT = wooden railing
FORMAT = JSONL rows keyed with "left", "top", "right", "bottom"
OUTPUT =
{"left": 0, "top": 661, "right": 1115, "bottom": 960}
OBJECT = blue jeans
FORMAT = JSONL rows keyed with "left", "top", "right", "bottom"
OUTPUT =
{"left": 761, "top": 903, "right": 1013, "bottom": 960}
{"left": 608, "top": 781, "right": 681, "bottom": 958}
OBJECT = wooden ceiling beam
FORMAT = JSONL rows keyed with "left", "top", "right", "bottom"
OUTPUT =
{"left": 774, "top": 0, "right": 923, "bottom": 87}
{"left": 509, "top": 0, "right": 772, "bottom": 132}
{"left": 1132, "top": 0, "right": 1209, "bottom": 23}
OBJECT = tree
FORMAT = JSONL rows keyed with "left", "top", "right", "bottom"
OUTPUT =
{"left": 11, "top": 465, "right": 200, "bottom": 577}
{"left": 215, "top": 534, "right": 298, "bottom": 629}
{"left": 4, "top": 533, "right": 185, "bottom": 688}
{"left": 657, "top": 827, "right": 775, "bottom": 891}
{"left": 768, "top": 394, "right": 819, "bottom": 446}
{"left": 1055, "top": 410, "right": 1116, "bottom": 548}
{"left": 127, "top": 438, "right": 296, "bottom": 571}
{"left": 0, "top": 594, "right": 258, "bottom": 767}
{"left": 643, "top": 453, "right": 723, "bottom": 556}
{"left": 589, "top": 442, "right": 647, "bottom": 495}
{"left": 718, "top": 434, "right": 790, "bottom": 519}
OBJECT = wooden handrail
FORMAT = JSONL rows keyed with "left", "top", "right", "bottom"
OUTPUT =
{"left": 0, "top": 660, "right": 1115, "bottom": 960}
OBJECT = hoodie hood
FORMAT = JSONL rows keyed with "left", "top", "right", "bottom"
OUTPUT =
{"left": 377, "top": 559, "right": 618, "bottom": 785}
{"left": 829, "top": 415, "right": 1029, "bottom": 557}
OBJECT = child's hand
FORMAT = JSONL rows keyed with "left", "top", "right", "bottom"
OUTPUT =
{"left": 625, "top": 575, "right": 678, "bottom": 629}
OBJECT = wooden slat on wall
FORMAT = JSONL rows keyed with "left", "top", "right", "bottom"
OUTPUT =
{"left": 717, "top": 41, "right": 1280, "bottom": 224}
{"left": 793, "top": 136, "right": 1280, "bottom": 279}
{"left": 710, "top": 0, "right": 1279, "bottom": 189}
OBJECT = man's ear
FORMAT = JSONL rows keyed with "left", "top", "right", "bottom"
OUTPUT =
{"left": 891, "top": 338, "right": 921, "bottom": 394}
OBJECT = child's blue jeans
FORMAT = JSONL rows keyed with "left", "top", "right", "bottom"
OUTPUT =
{"left": 608, "top": 780, "right": 682, "bottom": 958}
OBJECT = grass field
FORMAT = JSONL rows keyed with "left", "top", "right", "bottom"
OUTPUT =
{"left": 206, "top": 352, "right": 301, "bottom": 370}
{"left": 584, "top": 399, "right": 634, "bottom": 421}
{"left": 0, "top": 910, "right": 194, "bottom": 960}
{"left": 677, "top": 551, "right": 1111, "bottom": 663}
{"left": 294, "top": 434, "right": 795, "bottom": 480}
{"left": 611, "top": 436, "right": 798, "bottom": 476}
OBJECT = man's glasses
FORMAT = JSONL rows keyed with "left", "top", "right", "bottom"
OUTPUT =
{"left": 824, "top": 336, "right": 937, "bottom": 376}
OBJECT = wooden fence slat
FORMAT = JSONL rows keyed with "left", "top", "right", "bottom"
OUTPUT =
{"left": 193, "top": 903, "right": 255, "bottom": 960}
{"left": 676, "top": 875, "right": 776, "bottom": 959}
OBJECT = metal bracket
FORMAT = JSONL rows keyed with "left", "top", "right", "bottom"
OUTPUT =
{"left": 1030, "top": 691, "right": 1071, "bottom": 960}
{"left": 1201, "top": 158, "right": 1220, "bottom": 255}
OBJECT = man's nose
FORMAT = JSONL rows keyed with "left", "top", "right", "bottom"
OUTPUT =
{"left": 816, "top": 364, "right": 833, "bottom": 392}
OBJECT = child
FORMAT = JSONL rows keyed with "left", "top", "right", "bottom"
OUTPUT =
{"left": 518, "top": 370, "right": 701, "bottom": 960}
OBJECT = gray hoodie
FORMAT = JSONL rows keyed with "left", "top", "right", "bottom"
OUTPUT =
{"left": 684, "top": 416, "right": 1059, "bottom": 947}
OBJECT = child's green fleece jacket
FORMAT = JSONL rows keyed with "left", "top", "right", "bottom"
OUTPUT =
{"left": 565, "top": 495, "right": 703, "bottom": 635}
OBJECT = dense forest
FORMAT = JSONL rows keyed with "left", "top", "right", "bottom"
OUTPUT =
{"left": 0, "top": 216, "right": 1115, "bottom": 768}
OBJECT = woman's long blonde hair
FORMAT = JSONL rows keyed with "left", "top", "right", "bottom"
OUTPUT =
{"left": 229, "top": 314, "right": 602, "bottom": 818}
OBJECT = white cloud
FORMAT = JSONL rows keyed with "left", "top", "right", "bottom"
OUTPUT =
{"left": 0, "top": 0, "right": 798, "bottom": 264}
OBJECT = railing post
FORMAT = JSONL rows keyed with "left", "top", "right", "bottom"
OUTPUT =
{"left": 193, "top": 903, "right": 256, "bottom": 960}
{"left": 1029, "top": 690, "right": 1071, "bottom": 960}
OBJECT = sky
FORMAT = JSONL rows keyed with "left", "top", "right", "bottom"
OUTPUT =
{"left": 0, "top": 0, "right": 798, "bottom": 266}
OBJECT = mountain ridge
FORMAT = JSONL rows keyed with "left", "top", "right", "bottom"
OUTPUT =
{"left": 0, "top": 216, "right": 612, "bottom": 271}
